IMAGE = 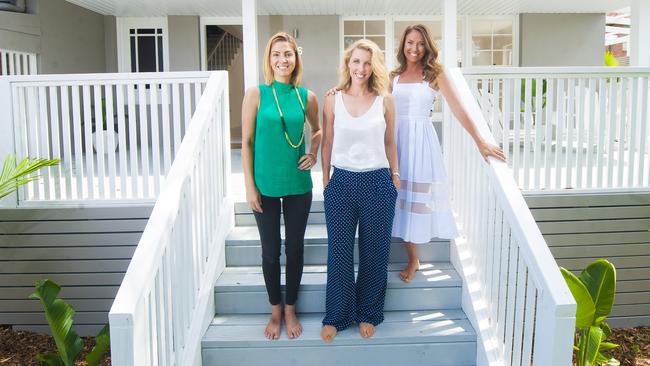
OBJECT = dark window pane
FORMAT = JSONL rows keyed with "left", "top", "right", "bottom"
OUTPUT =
{"left": 130, "top": 36, "right": 137, "bottom": 72}
{"left": 137, "top": 35, "right": 157, "bottom": 72}
{"left": 129, "top": 29, "right": 135, "bottom": 34}
{"left": 137, "top": 28, "right": 155, "bottom": 34}
{"left": 157, "top": 36, "right": 163, "bottom": 71}
{"left": 156, "top": 28, "right": 162, "bottom": 34}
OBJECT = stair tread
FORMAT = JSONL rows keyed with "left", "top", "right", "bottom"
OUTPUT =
{"left": 203, "top": 310, "right": 475, "bottom": 347}
{"left": 226, "top": 224, "right": 449, "bottom": 246}
{"left": 215, "top": 262, "right": 460, "bottom": 291}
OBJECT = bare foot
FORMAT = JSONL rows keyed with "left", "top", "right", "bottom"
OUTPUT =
{"left": 321, "top": 325, "right": 337, "bottom": 343}
{"left": 264, "top": 305, "right": 282, "bottom": 340}
{"left": 359, "top": 322, "right": 375, "bottom": 338}
{"left": 284, "top": 305, "right": 302, "bottom": 339}
{"left": 399, "top": 259, "right": 420, "bottom": 283}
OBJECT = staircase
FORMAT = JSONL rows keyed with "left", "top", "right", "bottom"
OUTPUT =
{"left": 206, "top": 26, "right": 242, "bottom": 71}
{"left": 201, "top": 198, "right": 477, "bottom": 365}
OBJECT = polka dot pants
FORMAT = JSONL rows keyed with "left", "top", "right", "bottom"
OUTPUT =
{"left": 322, "top": 168, "right": 397, "bottom": 331}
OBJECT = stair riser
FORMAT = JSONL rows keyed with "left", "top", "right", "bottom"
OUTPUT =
{"left": 202, "top": 342, "right": 477, "bottom": 366}
{"left": 225, "top": 242, "right": 449, "bottom": 266}
{"left": 215, "top": 287, "right": 461, "bottom": 314}
{"left": 236, "top": 212, "right": 325, "bottom": 226}
{"left": 235, "top": 201, "right": 324, "bottom": 214}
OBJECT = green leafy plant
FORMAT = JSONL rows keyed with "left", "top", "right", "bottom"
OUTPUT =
{"left": 604, "top": 51, "right": 619, "bottom": 67}
{"left": 561, "top": 259, "right": 619, "bottom": 366}
{"left": 520, "top": 78, "right": 547, "bottom": 112}
{"left": 29, "top": 279, "right": 110, "bottom": 366}
{"left": 0, "top": 155, "right": 60, "bottom": 199}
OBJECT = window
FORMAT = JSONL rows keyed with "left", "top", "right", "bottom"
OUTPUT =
{"left": 343, "top": 20, "right": 386, "bottom": 51}
{"left": 470, "top": 19, "right": 514, "bottom": 66}
{"left": 393, "top": 20, "right": 463, "bottom": 67}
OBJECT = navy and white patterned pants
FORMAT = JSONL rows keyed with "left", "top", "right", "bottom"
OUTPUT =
{"left": 322, "top": 167, "right": 397, "bottom": 331}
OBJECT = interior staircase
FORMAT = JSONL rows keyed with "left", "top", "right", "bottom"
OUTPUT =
{"left": 201, "top": 198, "right": 477, "bottom": 365}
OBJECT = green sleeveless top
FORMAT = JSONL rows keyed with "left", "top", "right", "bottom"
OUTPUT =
{"left": 254, "top": 80, "right": 312, "bottom": 197}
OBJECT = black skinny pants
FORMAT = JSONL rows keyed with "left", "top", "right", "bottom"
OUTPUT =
{"left": 253, "top": 191, "right": 312, "bottom": 305}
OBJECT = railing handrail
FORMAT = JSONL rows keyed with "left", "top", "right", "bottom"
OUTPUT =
{"left": 463, "top": 66, "right": 650, "bottom": 77}
{"left": 2, "top": 71, "right": 212, "bottom": 84}
{"left": 450, "top": 67, "right": 576, "bottom": 311}
{"left": 445, "top": 67, "right": 576, "bottom": 364}
{"left": 110, "top": 71, "right": 225, "bottom": 314}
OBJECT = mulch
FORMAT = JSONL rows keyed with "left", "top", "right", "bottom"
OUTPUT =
{"left": 1, "top": 324, "right": 648, "bottom": 365}
{"left": 0, "top": 325, "right": 110, "bottom": 366}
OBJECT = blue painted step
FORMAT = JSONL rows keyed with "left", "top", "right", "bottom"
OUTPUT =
{"left": 225, "top": 224, "right": 450, "bottom": 266}
{"left": 214, "top": 263, "right": 462, "bottom": 314}
{"left": 202, "top": 310, "right": 476, "bottom": 366}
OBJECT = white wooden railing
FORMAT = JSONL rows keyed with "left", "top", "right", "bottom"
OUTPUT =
{"left": 444, "top": 68, "right": 576, "bottom": 366}
{"left": 109, "top": 71, "right": 233, "bottom": 365}
{"left": 0, "top": 48, "right": 37, "bottom": 75}
{"left": 464, "top": 67, "right": 650, "bottom": 192}
{"left": 0, "top": 72, "right": 211, "bottom": 205}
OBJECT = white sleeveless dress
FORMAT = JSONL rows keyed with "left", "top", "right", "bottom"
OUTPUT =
{"left": 391, "top": 75, "right": 459, "bottom": 243}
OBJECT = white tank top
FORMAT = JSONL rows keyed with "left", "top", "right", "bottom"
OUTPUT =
{"left": 331, "top": 91, "right": 390, "bottom": 172}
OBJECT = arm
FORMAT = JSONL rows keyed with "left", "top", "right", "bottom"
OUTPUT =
{"left": 436, "top": 69, "right": 506, "bottom": 162}
{"left": 298, "top": 90, "right": 322, "bottom": 170}
{"left": 321, "top": 93, "right": 335, "bottom": 188}
{"left": 241, "top": 86, "right": 263, "bottom": 213}
{"left": 383, "top": 94, "right": 400, "bottom": 189}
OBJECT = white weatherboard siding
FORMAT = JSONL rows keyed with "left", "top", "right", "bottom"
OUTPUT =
{"left": 0, "top": 205, "right": 152, "bottom": 336}
{"left": 526, "top": 192, "right": 650, "bottom": 327}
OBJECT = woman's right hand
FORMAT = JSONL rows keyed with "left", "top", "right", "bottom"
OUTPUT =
{"left": 325, "top": 87, "right": 340, "bottom": 97}
{"left": 246, "top": 185, "right": 263, "bottom": 213}
{"left": 322, "top": 177, "right": 330, "bottom": 190}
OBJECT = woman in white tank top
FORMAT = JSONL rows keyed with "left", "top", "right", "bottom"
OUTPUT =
{"left": 320, "top": 39, "right": 400, "bottom": 342}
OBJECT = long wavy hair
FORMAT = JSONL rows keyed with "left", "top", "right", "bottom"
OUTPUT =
{"left": 337, "top": 39, "right": 389, "bottom": 96}
{"left": 391, "top": 24, "right": 443, "bottom": 83}
{"left": 262, "top": 32, "right": 303, "bottom": 87}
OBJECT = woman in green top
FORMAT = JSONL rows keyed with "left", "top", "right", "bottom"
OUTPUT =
{"left": 242, "top": 32, "right": 321, "bottom": 341}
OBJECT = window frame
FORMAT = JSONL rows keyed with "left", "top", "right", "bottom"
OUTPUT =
{"left": 463, "top": 15, "right": 519, "bottom": 67}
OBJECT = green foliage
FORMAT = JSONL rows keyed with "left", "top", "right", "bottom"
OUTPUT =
{"left": 85, "top": 325, "right": 110, "bottom": 366}
{"left": 520, "top": 79, "right": 547, "bottom": 112}
{"left": 29, "top": 280, "right": 110, "bottom": 366}
{"left": 30, "top": 280, "right": 83, "bottom": 366}
{"left": 0, "top": 155, "right": 60, "bottom": 199}
{"left": 561, "top": 260, "right": 619, "bottom": 366}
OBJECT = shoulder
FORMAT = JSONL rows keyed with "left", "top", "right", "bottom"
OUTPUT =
{"left": 306, "top": 89, "right": 317, "bottom": 103}
{"left": 244, "top": 85, "right": 262, "bottom": 99}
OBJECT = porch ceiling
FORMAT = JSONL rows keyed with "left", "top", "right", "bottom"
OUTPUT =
{"left": 66, "top": 0, "right": 630, "bottom": 17}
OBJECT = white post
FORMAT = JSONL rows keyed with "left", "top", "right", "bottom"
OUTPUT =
{"left": 0, "top": 77, "right": 17, "bottom": 207}
{"left": 441, "top": 0, "right": 457, "bottom": 158}
{"left": 630, "top": 0, "right": 650, "bottom": 66}
{"left": 242, "top": 0, "right": 259, "bottom": 90}
{"left": 442, "top": 0, "right": 457, "bottom": 67}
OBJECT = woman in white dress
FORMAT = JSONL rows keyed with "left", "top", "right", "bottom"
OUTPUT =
{"left": 390, "top": 24, "right": 505, "bottom": 282}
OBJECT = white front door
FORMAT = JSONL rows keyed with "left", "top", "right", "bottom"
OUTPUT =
{"left": 117, "top": 17, "right": 170, "bottom": 73}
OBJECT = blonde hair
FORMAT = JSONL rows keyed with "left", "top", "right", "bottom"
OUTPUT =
{"left": 262, "top": 32, "right": 303, "bottom": 87}
{"left": 391, "top": 24, "right": 443, "bottom": 83}
{"left": 337, "top": 39, "right": 389, "bottom": 96}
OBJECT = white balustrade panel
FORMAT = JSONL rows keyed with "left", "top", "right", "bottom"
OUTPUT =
{"left": 8, "top": 72, "right": 210, "bottom": 203}
{"left": 465, "top": 67, "right": 650, "bottom": 191}
{"left": 109, "top": 71, "right": 233, "bottom": 366}
{"left": 0, "top": 48, "right": 37, "bottom": 76}
{"left": 444, "top": 68, "right": 576, "bottom": 365}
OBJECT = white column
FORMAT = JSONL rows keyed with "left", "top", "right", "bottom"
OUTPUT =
{"left": 630, "top": 0, "right": 650, "bottom": 66}
{"left": 0, "top": 77, "right": 18, "bottom": 207}
{"left": 242, "top": 0, "right": 259, "bottom": 90}
{"left": 442, "top": 0, "right": 457, "bottom": 67}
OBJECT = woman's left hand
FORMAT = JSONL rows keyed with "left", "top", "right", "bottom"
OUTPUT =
{"left": 392, "top": 174, "right": 401, "bottom": 190}
{"left": 478, "top": 141, "right": 506, "bottom": 163}
{"left": 298, "top": 153, "right": 316, "bottom": 170}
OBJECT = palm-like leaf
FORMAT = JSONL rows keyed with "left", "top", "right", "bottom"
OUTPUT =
{"left": 561, "top": 267, "right": 595, "bottom": 329}
{"left": 0, "top": 155, "right": 60, "bottom": 199}
{"left": 29, "top": 280, "right": 83, "bottom": 366}
{"left": 579, "top": 259, "right": 616, "bottom": 326}
{"left": 85, "top": 324, "right": 110, "bottom": 366}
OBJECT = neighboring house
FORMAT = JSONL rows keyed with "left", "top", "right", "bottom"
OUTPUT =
{"left": 0, "top": 0, "right": 649, "bottom": 365}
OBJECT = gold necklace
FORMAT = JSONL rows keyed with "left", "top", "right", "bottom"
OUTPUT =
{"left": 271, "top": 83, "right": 306, "bottom": 149}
